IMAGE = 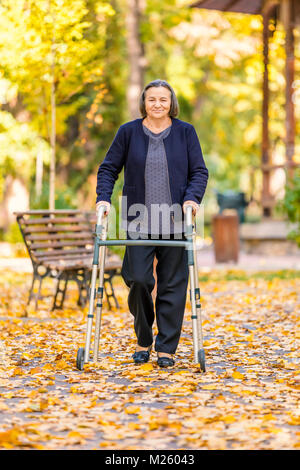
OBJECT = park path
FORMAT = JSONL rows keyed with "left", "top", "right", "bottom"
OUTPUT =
{"left": 1, "top": 245, "right": 300, "bottom": 272}
{"left": 0, "top": 268, "right": 299, "bottom": 450}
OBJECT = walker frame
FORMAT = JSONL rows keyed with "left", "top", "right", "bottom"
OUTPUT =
{"left": 76, "top": 204, "right": 206, "bottom": 372}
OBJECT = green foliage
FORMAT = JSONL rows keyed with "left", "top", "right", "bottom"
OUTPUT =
{"left": 199, "top": 269, "right": 300, "bottom": 282}
{"left": 30, "top": 181, "right": 78, "bottom": 210}
{"left": 2, "top": 221, "right": 23, "bottom": 243}
{"left": 141, "top": 2, "right": 294, "bottom": 205}
{"left": 0, "top": 0, "right": 114, "bottom": 138}
{"left": 72, "top": 0, "right": 127, "bottom": 202}
{"left": 280, "top": 169, "right": 300, "bottom": 246}
{"left": 0, "top": 110, "right": 50, "bottom": 200}
{"left": 0, "top": 1, "right": 298, "bottom": 224}
{"left": 0, "top": 0, "right": 119, "bottom": 209}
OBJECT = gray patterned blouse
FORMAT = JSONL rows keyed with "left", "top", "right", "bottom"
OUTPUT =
{"left": 140, "top": 124, "right": 175, "bottom": 236}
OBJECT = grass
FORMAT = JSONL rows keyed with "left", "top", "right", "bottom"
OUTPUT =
{"left": 198, "top": 269, "right": 300, "bottom": 282}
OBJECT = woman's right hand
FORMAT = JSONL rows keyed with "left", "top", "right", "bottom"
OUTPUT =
{"left": 96, "top": 201, "right": 111, "bottom": 216}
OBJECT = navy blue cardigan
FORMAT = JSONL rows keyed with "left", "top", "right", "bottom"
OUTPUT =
{"left": 96, "top": 117, "right": 208, "bottom": 220}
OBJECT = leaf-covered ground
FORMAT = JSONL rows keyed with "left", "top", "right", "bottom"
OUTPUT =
{"left": 0, "top": 269, "right": 299, "bottom": 450}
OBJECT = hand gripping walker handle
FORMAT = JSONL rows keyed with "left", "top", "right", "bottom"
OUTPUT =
{"left": 96, "top": 204, "right": 107, "bottom": 227}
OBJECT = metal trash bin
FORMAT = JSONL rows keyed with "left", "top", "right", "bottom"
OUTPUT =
{"left": 216, "top": 190, "right": 248, "bottom": 223}
{"left": 212, "top": 213, "right": 239, "bottom": 263}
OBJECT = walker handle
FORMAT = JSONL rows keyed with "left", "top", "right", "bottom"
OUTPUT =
{"left": 96, "top": 204, "right": 108, "bottom": 227}
{"left": 184, "top": 204, "right": 194, "bottom": 229}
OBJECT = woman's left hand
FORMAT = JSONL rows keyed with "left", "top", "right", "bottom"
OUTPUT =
{"left": 183, "top": 200, "right": 198, "bottom": 216}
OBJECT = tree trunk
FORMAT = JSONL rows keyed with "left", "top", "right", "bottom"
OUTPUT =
{"left": 261, "top": 10, "right": 272, "bottom": 217}
{"left": 49, "top": 0, "right": 56, "bottom": 211}
{"left": 125, "top": 0, "right": 146, "bottom": 119}
{"left": 35, "top": 145, "right": 43, "bottom": 199}
{"left": 283, "top": 0, "right": 295, "bottom": 180}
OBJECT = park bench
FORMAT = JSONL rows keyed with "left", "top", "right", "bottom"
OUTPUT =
{"left": 15, "top": 210, "right": 122, "bottom": 312}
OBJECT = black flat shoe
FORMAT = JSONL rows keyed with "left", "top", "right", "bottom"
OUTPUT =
{"left": 157, "top": 356, "right": 175, "bottom": 368}
{"left": 132, "top": 346, "right": 151, "bottom": 364}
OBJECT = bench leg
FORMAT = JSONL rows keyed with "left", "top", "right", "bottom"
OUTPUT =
{"left": 25, "top": 274, "right": 37, "bottom": 317}
{"left": 28, "top": 270, "right": 47, "bottom": 312}
{"left": 27, "top": 274, "right": 36, "bottom": 306}
{"left": 74, "top": 269, "right": 89, "bottom": 308}
{"left": 35, "top": 278, "right": 42, "bottom": 310}
{"left": 104, "top": 270, "right": 120, "bottom": 309}
{"left": 103, "top": 276, "right": 112, "bottom": 310}
{"left": 52, "top": 273, "right": 68, "bottom": 311}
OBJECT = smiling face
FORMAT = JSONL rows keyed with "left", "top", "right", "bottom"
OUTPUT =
{"left": 144, "top": 86, "right": 172, "bottom": 120}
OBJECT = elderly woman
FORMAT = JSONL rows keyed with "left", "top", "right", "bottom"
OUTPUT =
{"left": 96, "top": 79, "right": 208, "bottom": 368}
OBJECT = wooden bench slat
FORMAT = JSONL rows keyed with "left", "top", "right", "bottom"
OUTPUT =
{"left": 42, "top": 259, "right": 122, "bottom": 271}
{"left": 103, "top": 261, "right": 123, "bottom": 270}
{"left": 30, "top": 239, "right": 94, "bottom": 250}
{"left": 40, "top": 254, "right": 92, "bottom": 263}
{"left": 37, "top": 251, "right": 93, "bottom": 259}
{"left": 24, "top": 225, "right": 93, "bottom": 234}
{"left": 21, "top": 216, "right": 96, "bottom": 225}
{"left": 33, "top": 248, "right": 94, "bottom": 259}
{"left": 43, "top": 260, "right": 92, "bottom": 270}
{"left": 27, "top": 232, "right": 93, "bottom": 241}
{"left": 36, "top": 252, "right": 119, "bottom": 264}
{"left": 15, "top": 210, "right": 93, "bottom": 215}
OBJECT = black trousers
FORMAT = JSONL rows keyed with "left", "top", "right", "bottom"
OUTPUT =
{"left": 121, "top": 235, "right": 189, "bottom": 354}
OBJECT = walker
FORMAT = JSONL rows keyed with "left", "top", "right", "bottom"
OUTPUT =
{"left": 76, "top": 204, "right": 206, "bottom": 372}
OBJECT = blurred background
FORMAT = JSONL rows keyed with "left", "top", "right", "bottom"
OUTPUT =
{"left": 0, "top": 0, "right": 299, "bottom": 264}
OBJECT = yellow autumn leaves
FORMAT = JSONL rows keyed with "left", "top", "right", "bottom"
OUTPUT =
{"left": 0, "top": 269, "right": 299, "bottom": 449}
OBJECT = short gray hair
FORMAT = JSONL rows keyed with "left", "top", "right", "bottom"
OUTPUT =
{"left": 139, "top": 79, "right": 179, "bottom": 118}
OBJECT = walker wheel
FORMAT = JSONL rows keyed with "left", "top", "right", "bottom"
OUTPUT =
{"left": 198, "top": 348, "right": 206, "bottom": 373}
{"left": 76, "top": 347, "right": 85, "bottom": 370}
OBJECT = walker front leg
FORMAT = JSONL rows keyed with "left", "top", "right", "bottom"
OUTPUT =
{"left": 185, "top": 206, "right": 206, "bottom": 372}
{"left": 93, "top": 219, "right": 107, "bottom": 362}
{"left": 76, "top": 250, "right": 99, "bottom": 370}
{"left": 192, "top": 239, "right": 206, "bottom": 372}
{"left": 189, "top": 262, "right": 199, "bottom": 364}
{"left": 76, "top": 206, "right": 105, "bottom": 370}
